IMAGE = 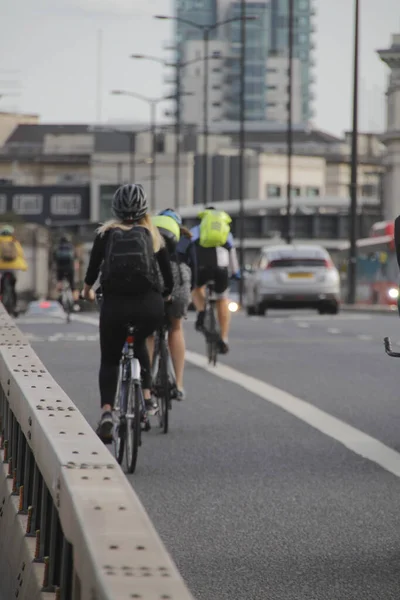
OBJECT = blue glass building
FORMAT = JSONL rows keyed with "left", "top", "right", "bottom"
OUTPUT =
{"left": 270, "top": 0, "right": 315, "bottom": 122}
{"left": 173, "top": 0, "right": 315, "bottom": 125}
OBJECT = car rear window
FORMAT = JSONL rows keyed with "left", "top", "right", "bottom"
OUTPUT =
{"left": 269, "top": 258, "right": 327, "bottom": 268}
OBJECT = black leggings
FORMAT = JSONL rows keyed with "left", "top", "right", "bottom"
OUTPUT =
{"left": 99, "top": 291, "right": 164, "bottom": 408}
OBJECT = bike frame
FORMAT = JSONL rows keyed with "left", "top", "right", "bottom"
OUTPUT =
{"left": 118, "top": 327, "right": 142, "bottom": 418}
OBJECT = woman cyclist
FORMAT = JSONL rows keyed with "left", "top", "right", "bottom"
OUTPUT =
{"left": 151, "top": 208, "right": 197, "bottom": 401}
{"left": 82, "top": 184, "right": 173, "bottom": 443}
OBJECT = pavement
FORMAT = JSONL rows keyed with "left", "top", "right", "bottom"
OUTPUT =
{"left": 15, "top": 308, "right": 400, "bottom": 600}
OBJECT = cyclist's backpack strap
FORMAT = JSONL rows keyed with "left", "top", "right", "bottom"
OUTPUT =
{"left": 101, "top": 226, "right": 159, "bottom": 294}
{"left": 199, "top": 211, "right": 231, "bottom": 249}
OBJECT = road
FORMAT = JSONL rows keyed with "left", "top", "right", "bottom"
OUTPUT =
{"left": 17, "top": 309, "right": 400, "bottom": 600}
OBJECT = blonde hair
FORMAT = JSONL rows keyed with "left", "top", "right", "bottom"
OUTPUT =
{"left": 97, "top": 214, "right": 163, "bottom": 252}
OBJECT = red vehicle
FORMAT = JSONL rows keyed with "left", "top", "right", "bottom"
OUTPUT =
{"left": 337, "top": 221, "right": 398, "bottom": 306}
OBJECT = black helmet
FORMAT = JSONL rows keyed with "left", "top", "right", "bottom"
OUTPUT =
{"left": 60, "top": 234, "right": 71, "bottom": 244}
{"left": 112, "top": 184, "right": 148, "bottom": 221}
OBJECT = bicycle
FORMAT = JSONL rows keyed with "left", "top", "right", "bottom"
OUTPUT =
{"left": 60, "top": 278, "right": 74, "bottom": 323}
{"left": 152, "top": 310, "right": 177, "bottom": 434}
{"left": 383, "top": 337, "right": 400, "bottom": 357}
{"left": 94, "top": 290, "right": 149, "bottom": 474}
{"left": 203, "top": 280, "right": 220, "bottom": 366}
{"left": 113, "top": 324, "right": 151, "bottom": 473}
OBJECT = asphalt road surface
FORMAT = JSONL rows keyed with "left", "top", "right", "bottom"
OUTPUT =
{"left": 17, "top": 309, "right": 400, "bottom": 600}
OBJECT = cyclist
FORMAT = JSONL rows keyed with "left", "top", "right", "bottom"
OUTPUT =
{"left": 151, "top": 208, "right": 197, "bottom": 401}
{"left": 54, "top": 234, "right": 77, "bottom": 301}
{"left": 82, "top": 184, "right": 173, "bottom": 443}
{"left": 191, "top": 206, "right": 240, "bottom": 354}
{"left": 0, "top": 224, "right": 27, "bottom": 314}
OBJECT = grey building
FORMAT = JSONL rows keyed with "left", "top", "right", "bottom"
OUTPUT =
{"left": 172, "top": 0, "right": 316, "bottom": 126}
{"left": 269, "top": 0, "right": 316, "bottom": 122}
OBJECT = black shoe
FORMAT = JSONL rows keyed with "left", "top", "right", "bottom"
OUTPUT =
{"left": 145, "top": 398, "right": 158, "bottom": 416}
{"left": 195, "top": 311, "right": 205, "bottom": 332}
{"left": 217, "top": 339, "right": 229, "bottom": 354}
{"left": 176, "top": 388, "right": 186, "bottom": 401}
{"left": 96, "top": 411, "right": 113, "bottom": 444}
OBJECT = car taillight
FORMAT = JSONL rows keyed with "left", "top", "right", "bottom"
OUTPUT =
{"left": 324, "top": 259, "right": 334, "bottom": 269}
{"left": 40, "top": 301, "right": 51, "bottom": 308}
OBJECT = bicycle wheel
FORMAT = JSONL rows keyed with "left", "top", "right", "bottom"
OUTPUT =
{"left": 65, "top": 290, "right": 73, "bottom": 323}
{"left": 125, "top": 380, "right": 141, "bottom": 474}
{"left": 155, "top": 336, "right": 170, "bottom": 434}
{"left": 204, "top": 306, "right": 218, "bottom": 366}
{"left": 114, "top": 363, "right": 126, "bottom": 465}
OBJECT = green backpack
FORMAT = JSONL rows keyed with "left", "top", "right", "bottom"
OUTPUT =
{"left": 199, "top": 210, "right": 231, "bottom": 248}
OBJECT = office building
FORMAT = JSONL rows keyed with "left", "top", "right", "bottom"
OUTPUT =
{"left": 172, "top": 0, "right": 315, "bottom": 127}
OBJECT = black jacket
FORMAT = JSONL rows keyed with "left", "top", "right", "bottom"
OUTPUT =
{"left": 84, "top": 227, "right": 174, "bottom": 297}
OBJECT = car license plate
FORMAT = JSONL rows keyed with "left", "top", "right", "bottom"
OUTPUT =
{"left": 288, "top": 273, "right": 313, "bottom": 279}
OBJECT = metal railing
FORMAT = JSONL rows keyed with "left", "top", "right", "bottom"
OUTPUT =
{"left": 0, "top": 306, "right": 194, "bottom": 600}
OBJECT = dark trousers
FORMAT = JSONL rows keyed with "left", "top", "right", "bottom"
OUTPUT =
{"left": 99, "top": 291, "right": 164, "bottom": 408}
{"left": 0, "top": 271, "right": 17, "bottom": 306}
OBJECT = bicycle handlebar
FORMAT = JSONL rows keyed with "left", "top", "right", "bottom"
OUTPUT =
{"left": 383, "top": 337, "right": 400, "bottom": 357}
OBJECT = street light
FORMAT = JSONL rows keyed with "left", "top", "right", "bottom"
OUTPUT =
{"left": 347, "top": 0, "right": 359, "bottom": 305}
{"left": 286, "top": 0, "right": 294, "bottom": 245}
{"left": 131, "top": 54, "right": 215, "bottom": 210}
{"left": 111, "top": 90, "right": 174, "bottom": 210}
{"left": 238, "top": 0, "right": 246, "bottom": 306}
{"left": 155, "top": 14, "right": 256, "bottom": 206}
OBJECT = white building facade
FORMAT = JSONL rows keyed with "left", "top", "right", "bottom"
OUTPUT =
{"left": 378, "top": 33, "right": 400, "bottom": 220}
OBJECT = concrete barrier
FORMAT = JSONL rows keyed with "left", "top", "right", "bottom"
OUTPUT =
{"left": 0, "top": 305, "right": 194, "bottom": 599}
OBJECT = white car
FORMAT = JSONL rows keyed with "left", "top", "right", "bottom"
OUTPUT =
{"left": 244, "top": 244, "right": 341, "bottom": 316}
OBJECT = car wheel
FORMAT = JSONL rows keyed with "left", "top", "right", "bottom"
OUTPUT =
{"left": 256, "top": 303, "right": 266, "bottom": 316}
{"left": 318, "top": 306, "right": 326, "bottom": 315}
{"left": 328, "top": 303, "right": 339, "bottom": 315}
{"left": 246, "top": 305, "right": 256, "bottom": 316}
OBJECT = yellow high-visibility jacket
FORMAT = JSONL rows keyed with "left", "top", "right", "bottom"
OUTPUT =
{"left": 0, "top": 236, "right": 28, "bottom": 271}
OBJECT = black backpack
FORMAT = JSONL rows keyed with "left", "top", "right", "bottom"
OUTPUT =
{"left": 101, "top": 226, "right": 159, "bottom": 295}
{"left": 55, "top": 243, "right": 74, "bottom": 266}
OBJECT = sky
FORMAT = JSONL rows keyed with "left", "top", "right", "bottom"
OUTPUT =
{"left": 0, "top": 0, "right": 398, "bottom": 137}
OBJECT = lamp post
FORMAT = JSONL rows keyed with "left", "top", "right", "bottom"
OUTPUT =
{"left": 238, "top": 0, "right": 246, "bottom": 305}
{"left": 111, "top": 90, "right": 174, "bottom": 210}
{"left": 132, "top": 54, "right": 219, "bottom": 210}
{"left": 155, "top": 15, "right": 256, "bottom": 206}
{"left": 347, "top": 0, "right": 360, "bottom": 305}
{"left": 286, "top": 0, "right": 294, "bottom": 245}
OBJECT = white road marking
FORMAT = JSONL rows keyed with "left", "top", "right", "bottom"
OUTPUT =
{"left": 327, "top": 328, "right": 341, "bottom": 334}
{"left": 297, "top": 323, "right": 310, "bottom": 328}
{"left": 291, "top": 314, "right": 371, "bottom": 322}
{"left": 24, "top": 333, "right": 45, "bottom": 342}
{"left": 71, "top": 314, "right": 99, "bottom": 325}
{"left": 357, "top": 335, "right": 372, "bottom": 341}
{"left": 17, "top": 317, "right": 66, "bottom": 325}
{"left": 74, "top": 314, "right": 400, "bottom": 479}
{"left": 48, "top": 333, "right": 64, "bottom": 341}
{"left": 23, "top": 330, "right": 99, "bottom": 343}
{"left": 185, "top": 350, "right": 400, "bottom": 479}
